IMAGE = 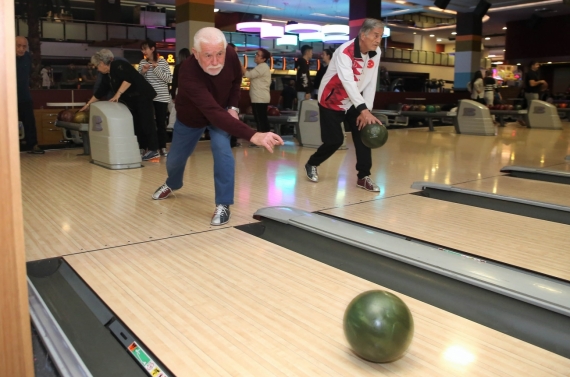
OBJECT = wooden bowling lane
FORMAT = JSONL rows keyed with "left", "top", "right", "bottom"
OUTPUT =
{"left": 454, "top": 175, "right": 570, "bottom": 208}
{"left": 64, "top": 228, "right": 570, "bottom": 376}
{"left": 322, "top": 195, "right": 570, "bottom": 282}
{"left": 21, "top": 121, "right": 570, "bottom": 261}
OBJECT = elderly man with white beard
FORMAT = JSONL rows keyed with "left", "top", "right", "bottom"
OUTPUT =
{"left": 152, "top": 27, "right": 284, "bottom": 226}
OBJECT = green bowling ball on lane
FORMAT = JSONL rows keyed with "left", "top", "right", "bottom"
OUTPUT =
{"left": 360, "top": 122, "right": 388, "bottom": 149}
{"left": 343, "top": 290, "right": 414, "bottom": 363}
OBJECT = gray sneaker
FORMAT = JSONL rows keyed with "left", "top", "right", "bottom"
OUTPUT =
{"left": 211, "top": 204, "right": 230, "bottom": 226}
{"left": 304, "top": 163, "right": 318, "bottom": 182}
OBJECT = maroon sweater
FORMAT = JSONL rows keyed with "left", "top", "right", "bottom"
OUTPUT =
{"left": 175, "top": 45, "right": 256, "bottom": 141}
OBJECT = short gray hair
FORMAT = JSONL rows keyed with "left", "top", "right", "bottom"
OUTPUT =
{"left": 193, "top": 27, "right": 227, "bottom": 52}
{"left": 359, "top": 18, "right": 385, "bottom": 37}
{"left": 91, "top": 49, "right": 114, "bottom": 66}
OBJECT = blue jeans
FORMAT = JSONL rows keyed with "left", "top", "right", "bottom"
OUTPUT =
{"left": 166, "top": 119, "right": 235, "bottom": 205}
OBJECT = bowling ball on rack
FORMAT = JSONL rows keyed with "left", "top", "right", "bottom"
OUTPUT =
{"left": 514, "top": 104, "right": 522, "bottom": 110}
{"left": 506, "top": 105, "right": 514, "bottom": 110}
{"left": 73, "top": 110, "right": 89, "bottom": 124}
{"left": 344, "top": 290, "right": 414, "bottom": 363}
{"left": 419, "top": 105, "right": 426, "bottom": 111}
{"left": 267, "top": 107, "right": 281, "bottom": 116}
{"left": 560, "top": 103, "right": 568, "bottom": 109}
{"left": 411, "top": 105, "right": 418, "bottom": 111}
{"left": 361, "top": 122, "right": 388, "bottom": 149}
{"left": 434, "top": 105, "right": 441, "bottom": 112}
{"left": 426, "top": 105, "right": 435, "bottom": 113}
{"left": 58, "top": 109, "right": 75, "bottom": 123}
{"left": 402, "top": 104, "right": 411, "bottom": 111}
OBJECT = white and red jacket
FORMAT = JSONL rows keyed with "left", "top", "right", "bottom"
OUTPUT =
{"left": 318, "top": 38, "right": 381, "bottom": 113}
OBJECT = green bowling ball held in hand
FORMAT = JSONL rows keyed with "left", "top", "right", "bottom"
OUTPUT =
{"left": 360, "top": 121, "right": 388, "bottom": 149}
{"left": 343, "top": 290, "right": 414, "bottom": 363}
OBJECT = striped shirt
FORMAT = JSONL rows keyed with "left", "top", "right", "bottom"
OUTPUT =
{"left": 138, "top": 57, "right": 172, "bottom": 103}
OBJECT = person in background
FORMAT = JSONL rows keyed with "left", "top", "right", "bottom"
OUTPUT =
{"left": 81, "top": 62, "right": 98, "bottom": 85}
{"left": 524, "top": 61, "right": 547, "bottom": 106}
{"left": 151, "top": 27, "right": 283, "bottom": 226}
{"left": 139, "top": 38, "right": 172, "bottom": 157}
{"left": 227, "top": 42, "right": 240, "bottom": 148}
{"left": 483, "top": 69, "right": 498, "bottom": 107}
{"left": 295, "top": 45, "right": 313, "bottom": 107}
{"left": 483, "top": 69, "right": 500, "bottom": 124}
{"left": 228, "top": 42, "right": 238, "bottom": 54}
{"left": 40, "top": 64, "right": 54, "bottom": 89}
{"left": 62, "top": 62, "right": 79, "bottom": 86}
{"left": 80, "top": 49, "right": 160, "bottom": 161}
{"left": 242, "top": 48, "right": 272, "bottom": 135}
{"left": 279, "top": 79, "right": 297, "bottom": 110}
{"left": 168, "top": 48, "right": 191, "bottom": 130}
{"left": 313, "top": 48, "right": 334, "bottom": 98}
{"left": 16, "top": 36, "right": 44, "bottom": 154}
{"left": 467, "top": 70, "right": 484, "bottom": 104}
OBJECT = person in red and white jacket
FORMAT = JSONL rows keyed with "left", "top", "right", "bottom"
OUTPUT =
{"left": 304, "top": 18, "right": 385, "bottom": 192}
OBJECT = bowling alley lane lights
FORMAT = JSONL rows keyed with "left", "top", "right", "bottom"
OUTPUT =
{"left": 443, "top": 345, "right": 476, "bottom": 366}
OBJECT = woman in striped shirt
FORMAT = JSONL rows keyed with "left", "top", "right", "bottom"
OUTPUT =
{"left": 139, "top": 39, "right": 172, "bottom": 156}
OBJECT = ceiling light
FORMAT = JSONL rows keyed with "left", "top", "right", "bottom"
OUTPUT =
{"left": 260, "top": 26, "right": 284, "bottom": 39}
{"left": 548, "top": 62, "right": 552, "bottom": 64}
{"left": 517, "top": 63, "right": 521, "bottom": 65}
{"left": 436, "top": 39, "right": 442, "bottom": 41}
{"left": 276, "top": 35, "right": 298, "bottom": 46}
{"left": 334, "top": 16, "right": 349, "bottom": 19}
{"left": 323, "top": 35, "right": 349, "bottom": 43}
{"left": 214, "top": 8, "right": 219, "bottom": 12}
{"left": 488, "top": 0, "right": 560, "bottom": 12}
{"left": 236, "top": 22, "right": 271, "bottom": 32}
{"left": 503, "top": 49, "right": 506, "bottom": 52}
{"left": 322, "top": 25, "right": 349, "bottom": 36}
{"left": 485, "top": 37, "right": 490, "bottom": 40}
{"left": 427, "top": 6, "right": 457, "bottom": 14}
{"left": 258, "top": 4, "right": 282, "bottom": 10}
{"left": 263, "top": 18, "right": 288, "bottom": 23}
{"left": 502, "top": 27, "right": 507, "bottom": 30}
{"left": 299, "top": 32, "right": 325, "bottom": 42}
{"left": 451, "top": 32, "right": 457, "bottom": 35}
{"left": 494, "top": 61, "right": 503, "bottom": 65}
{"left": 429, "top": 34, "right": 435, "bottom": 37}
{"left": 488, "top": 54, "right": 496, "bottom": 57}
{"left": 413, "top": 32, "right": 417, "bottom": 34}
{"left": 395, "top": 0, "right": 407, "bottom": 3}
{"left": 285, "top": 23, "right": 322, "bottom": 33}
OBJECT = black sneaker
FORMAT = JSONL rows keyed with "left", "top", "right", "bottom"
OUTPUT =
{"left": 211, "top": 204, "right": 230, "bottom": 226}
{"left": 142, "top": 150, "right": 160, "bottom": 161}
{"left": 28, "top": 145, "right": 45, "bottom": 154}
{"left": 304, "top": 163, "right": 318, "bottom": 182}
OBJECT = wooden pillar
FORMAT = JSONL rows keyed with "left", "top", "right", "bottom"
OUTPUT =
{"left": 349, "top": 0, "right": 381, "bottom": 39}
{"left": 1, "top": 2, "right": 34, "bottom": 376}
{"left": 454, "top": 12, "right": 483, "bottom": 90}
{"left": 176, "top": 0, "right": 215, "bottom": 52}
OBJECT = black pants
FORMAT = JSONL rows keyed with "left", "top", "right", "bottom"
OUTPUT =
{"left": 123, "top": 96, "right": 158, "bottom": 151}
{"left": 307, "top": 105, "right": 372, "bottom": 179}
{"left": 251, "top": 103, "right": 270, "bottom": 133}
{"left": 153, "top": 101, "right": 168, "bottom": 149}
{"left": 18, "top": 100, "right": 38, "bottom": 149}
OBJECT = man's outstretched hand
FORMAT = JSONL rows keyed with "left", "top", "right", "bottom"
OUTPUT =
{"left": 250, "top": 132, "right": 284, "bottom": 153}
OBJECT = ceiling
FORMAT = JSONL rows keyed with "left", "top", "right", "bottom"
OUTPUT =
{"left": 73, "top": 0, "right": 570, "bottom": 61}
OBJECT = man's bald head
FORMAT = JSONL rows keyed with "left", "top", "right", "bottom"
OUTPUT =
{"left": 16, "top": 36, "right": 28, "bottom": 57}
